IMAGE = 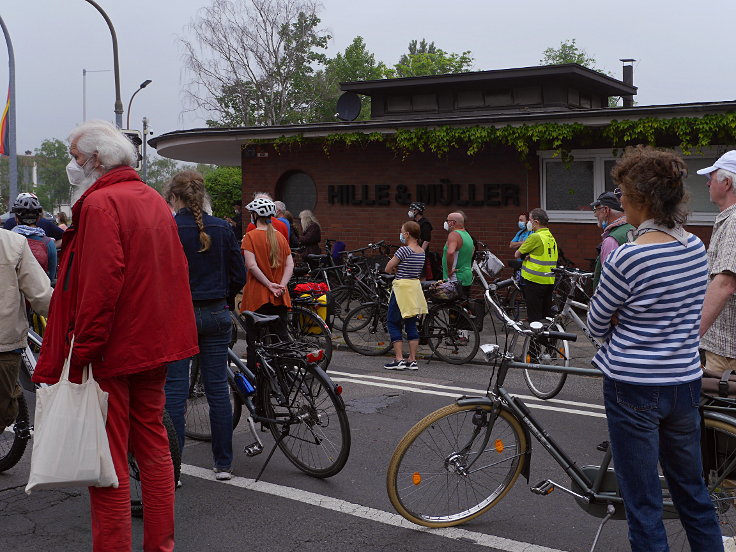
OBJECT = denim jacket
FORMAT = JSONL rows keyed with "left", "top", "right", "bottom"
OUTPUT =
{"left": 175, "top": 209, "right": 246, "bottom": 302}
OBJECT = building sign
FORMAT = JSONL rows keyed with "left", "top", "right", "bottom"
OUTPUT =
{"left": 327, "top": 180, "right": 520, "bottom": 207}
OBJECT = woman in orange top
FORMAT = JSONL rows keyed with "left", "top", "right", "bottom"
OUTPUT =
{"left": 240, "top": 197, "right": 294, "bottom": 367}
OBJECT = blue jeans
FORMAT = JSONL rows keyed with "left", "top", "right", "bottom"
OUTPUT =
{"left": 165, "top": 300, "right": 233, "bottom": 470}
{"left": 603, "top": 376, "right": 723, "bottom": 552}
{"left": 386, "top": 292, "right": 419, "bottom": 343}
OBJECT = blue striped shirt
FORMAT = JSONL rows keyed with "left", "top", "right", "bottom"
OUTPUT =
{"left": 587, "top": 234, "right": 708, "bottom": 384}
{"left": 394, "top": 246, "right": 425, "bottom": 280}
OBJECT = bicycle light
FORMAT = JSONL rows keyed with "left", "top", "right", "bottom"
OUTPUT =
{"left": 530, "top": 321, "right": 544, "bottom": 333}
{"left": 306, "top": 349, "right": 324, "bottom": 364}
{"left": 480, "top": 344, "right": 500, "bottom": 361}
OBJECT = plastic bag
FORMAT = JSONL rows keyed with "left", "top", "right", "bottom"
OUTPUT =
{"left": 26, "top": 339, "right": 118, "bottom": 493}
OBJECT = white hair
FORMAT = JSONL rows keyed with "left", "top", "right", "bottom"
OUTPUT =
{"left": 274, "top": 200, "right": 286, "bottom": 213}
{"left": 68, "top": 120, "right": 137, "bottom": 169}
{"left": 716, "top": 168, "right": 736, "bottom": 194}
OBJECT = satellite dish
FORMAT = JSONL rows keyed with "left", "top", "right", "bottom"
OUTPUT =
{"left": 336, "top": 92, "right": 362, "bottom": 121}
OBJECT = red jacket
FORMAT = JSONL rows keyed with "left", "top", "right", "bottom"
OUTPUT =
{"left": 34, "top": 166, "right": 198, "bottom": 384}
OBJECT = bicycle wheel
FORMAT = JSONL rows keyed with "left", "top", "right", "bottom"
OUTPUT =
{"left": 387, "top": 402, "right": 527, "bottom": 527}
{"left": 330, "top": 284, "right": 370, "bottom": 332}
{"left": 0, "top": 393, "right": 30, "bottom": 473}
{"left": 521, "top": 322, "right": 570, "bottom": 399}
{"left": 185, "top": 356, "right": 240, "bottom": 441}
{"left": 130, "top": 410, "right": 181, "bottom": 517}
{"left": 286, "top": 306, "right": 333, "bottom": 371}
{"left": 664, "top": 417, "right": 736, "bottom": 550}
{"left": 341, "top": 302, "right": 392, "bottom": 356}
{"left": 424, "top": 303, "right": 480, "bottom": 365}
{"left": 506, "top": 288, "right": 526, "bottom": 322}
{"left": 257, "top": 362, "right": 350, "bottom": 478}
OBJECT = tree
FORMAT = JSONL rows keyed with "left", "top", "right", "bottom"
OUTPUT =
{"left": 145, "top": 155, "right": 185, "bottom": 194}
{"left": 389, "top": 39, "right": 473, "bottom": 78}
{"left": 181, "top": 0, "right": 331, "bottom": 127}
{"left": 34, "top": 138, "right": 71, "bottom": 212}
{"left": 539, "top": 39, "right": 621, "bottom": 107}
{"left": 204, "top": 166, "right": 242, "bottom": 218}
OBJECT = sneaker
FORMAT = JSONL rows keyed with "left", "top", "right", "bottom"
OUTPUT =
{"left": 214, "top": 468, "right": 232, "bottom": 481}
{"left": 384, "top": 359, "right": 406, "bottom": 370}
{"left": 405, "top": 361, "right": 418, "bottom": 371}
{"left": 176, "top": 479, "right": 182, "bottom": 489}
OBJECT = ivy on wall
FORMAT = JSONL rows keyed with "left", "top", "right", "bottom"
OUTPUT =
{"left": 260, "top": 112, "right": 736, "bottom": 160}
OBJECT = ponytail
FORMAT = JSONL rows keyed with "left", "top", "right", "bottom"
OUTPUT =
{"left": 264, "top": 217, "right": 281, "bottom": 269}
{"left": 165, "top": 170, "right": 211, "bottom": 252}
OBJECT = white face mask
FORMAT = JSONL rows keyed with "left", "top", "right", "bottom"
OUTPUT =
{"left": 443, "top": 221, "right": 450, "bottom": 232}
{"left": 407, "top": 210, "right": 415, "bottom": 218}
{"left": 526, "top": 221, "right": 534, "bottom": 232}
{"left": 66, "top": 157, "right": 97, "bottom": 189}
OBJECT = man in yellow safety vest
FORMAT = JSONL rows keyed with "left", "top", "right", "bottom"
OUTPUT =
{"left": 514, "top": 208, "right": 558, "bottom": 322}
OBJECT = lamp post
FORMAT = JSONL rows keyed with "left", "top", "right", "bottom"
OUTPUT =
{"left": 142, "top": 117, "right": 149, "bottom": 182}
{"left": 82, "top": 68, "right": 111, "bottom": 121}
{"left": 83, "top": 0, "right": 123, "bottom": 127}
{"left": 126, "top": 80, "right": 152, "bottom": 129}
{"left": 0, "top": 14, "right": 17, "bottom": 209}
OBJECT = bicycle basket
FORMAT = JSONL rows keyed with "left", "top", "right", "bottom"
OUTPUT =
{"left": 482, "top": 251, "right": 504, "bottom": 277}
{"left": 427, "top": 280, "right": 460, "bottom": 302}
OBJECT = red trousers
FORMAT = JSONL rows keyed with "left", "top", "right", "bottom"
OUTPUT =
{"left": 89, "top": 366, "right": 175, "bottom": 552}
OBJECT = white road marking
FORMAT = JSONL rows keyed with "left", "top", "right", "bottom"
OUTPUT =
{"left": 181, "top": 463, "right": 568, "bottom": 552}
{"left": 331, "top": 376, "right": 606, "bottom": 419}
{"left": 329, "top": 370, "right": 605, "bottom": 410}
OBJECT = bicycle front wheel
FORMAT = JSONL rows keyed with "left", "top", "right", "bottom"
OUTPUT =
{"left": 521, "top": 322, "right": 570, "bottom": 399}
{"left": 342, "top": 302, "right": 392, "bottom": 356}
{"left": 0, "top": 393, "right": 30, "bottom": 473}
{"left": 424, "top": 303, "right": 480, "bottom": 365}
{"left": 258, "top": 362, "right": 350, "bottom": 478}
{"left": 286, "top": 306, "right": 333, "bottom": 371}
{"left": 387, "top": 402, "right": 527, "bottom": 527}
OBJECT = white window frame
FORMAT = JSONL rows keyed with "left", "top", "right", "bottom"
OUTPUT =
{"left": 539, "top": 147, "right": 723, "bottom": 225}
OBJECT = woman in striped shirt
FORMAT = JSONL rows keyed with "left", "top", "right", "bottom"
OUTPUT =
{"left": 588, "top": 146, "right": 722, "bottom": 551}
{"left": 383, "top": 221, "right": 428, "bottom": 370}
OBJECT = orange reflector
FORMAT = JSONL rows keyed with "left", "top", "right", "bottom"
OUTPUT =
{"left": 495, "top": 439, "right": 504, "bottom": 453}
{"left": 412, "top": 472, "right": 422, "bottom": 485}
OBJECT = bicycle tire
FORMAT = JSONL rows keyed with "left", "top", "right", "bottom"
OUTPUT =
{"left": 521, "top": 322, "right": 570, "bottom": 400}
{"left": 0, "top": 392, "right": 30, "bottom": 473}
{"left": 257, "top": 362, "right": 350, "bottom": 478}
{"left": 387, "top": 402, "right": 527, "bottom": 527}
{"left": 341, "top": 302, "right": 392, "bottom": 356}
{"left": 184, "top": 356, "right": 240, "bottom": 441}
{"left": 424, "top": 303, "right": 480, "bottom": 365}
{"left": 330, "top": 284, "right": 370, "bottom": 332}
{"left": 286, "top": 306, "right": 333, "bottom": 371}
{"left": 130, "top": 409, "right": 181, "bottom": 517}
{"left": 506, "top": 288, "right": 525, "bottom": 322}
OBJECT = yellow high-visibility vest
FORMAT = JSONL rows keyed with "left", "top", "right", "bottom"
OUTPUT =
{"left": 521, "top": 228, "right": 558, "bottom": 285}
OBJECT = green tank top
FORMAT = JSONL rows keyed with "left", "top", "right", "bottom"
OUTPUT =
{"left": 442, "top": 230, "right": 474, "bottom": 286}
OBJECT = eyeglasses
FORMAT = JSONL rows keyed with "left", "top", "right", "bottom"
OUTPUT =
{"left": 592, "top": 206, "right": 604, "bottom": 213}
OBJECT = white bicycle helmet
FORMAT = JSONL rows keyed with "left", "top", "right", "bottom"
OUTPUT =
{"left": 246, "top": 197, "right": 276, "bottom": 218}
{"left": 12, "top": 192, "right": 42, "bottom": 213}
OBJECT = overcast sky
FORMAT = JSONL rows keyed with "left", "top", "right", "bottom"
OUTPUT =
{"left": 1, "top": 0, "right": 733, "bottom": 159}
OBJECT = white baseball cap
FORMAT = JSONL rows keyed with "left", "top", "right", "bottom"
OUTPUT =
{"left": 696, "top": 150, "right": 736, "bottom": 175}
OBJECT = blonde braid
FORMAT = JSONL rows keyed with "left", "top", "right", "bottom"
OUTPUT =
{"left": 166, "top": 170, "right": 211, "bottom": 252}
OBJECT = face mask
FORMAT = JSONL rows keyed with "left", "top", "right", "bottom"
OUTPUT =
{"left": 407, "top": 211, "right": 415, "bottom": 218}
{"left": 601, "top": 220, "right": 608, "bottom": 230}
{"left": 399, "top": 233, "right": 406, "bottom": 244}
{"left": 443, "top": 221, "right": 450, "bottom": 232}
{"left": 526, "top": 221, "right": 533, "bottom": 232}
{"left": 518, "top": 221, "right": 526, "bottom": 230}
{"left": 66, "top": 157, "right": 97, "bottom": 188}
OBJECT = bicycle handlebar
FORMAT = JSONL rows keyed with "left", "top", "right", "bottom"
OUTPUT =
{"left": 544, "top": 330, "right": 578, "bottom": 342}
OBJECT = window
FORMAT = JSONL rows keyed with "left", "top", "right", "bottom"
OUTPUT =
{"left": 540, "top": 148, "right": 720, "bottom": 224}
{"left": 276, "top": 171, "right": 317, "bottom": 217}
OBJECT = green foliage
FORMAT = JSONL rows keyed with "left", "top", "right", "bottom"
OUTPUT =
{"left": 205, "top": 166, "right": 243, "bottom": 218}
{"left": 146, "top": 156, "right": 193, "bottom": 194}
{"left": 33, "top": 138, "right": 70, "bottom": 212}
{"left": 540, "top": 39, "right": 598, "bottom": 68}
{"left": 389, "top": 38, "right": 473, "bottom": 78}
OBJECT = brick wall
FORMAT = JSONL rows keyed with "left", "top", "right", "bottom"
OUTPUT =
{"left": 241, "top": 142, "right": 713, "bottom": 268}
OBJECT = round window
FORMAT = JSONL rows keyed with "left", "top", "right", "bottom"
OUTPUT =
{"left": 276, "top": 171, "right": 317, "bottom": 216}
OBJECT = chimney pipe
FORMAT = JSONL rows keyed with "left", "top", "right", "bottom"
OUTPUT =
{"left": 620, "top": 58, "right": 636, "bottom": 108}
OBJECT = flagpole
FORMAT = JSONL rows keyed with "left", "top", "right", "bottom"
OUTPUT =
{"left": 0, "top": 15, "right": 16, "bottom": 209}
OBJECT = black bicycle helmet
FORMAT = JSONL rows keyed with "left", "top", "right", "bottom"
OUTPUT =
{"left": 409, "top": 202, "right": 425, "bottom": 213}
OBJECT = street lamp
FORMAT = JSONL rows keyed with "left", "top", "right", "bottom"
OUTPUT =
{"left": 126, "top": 80, "right": 152, "bottom": 129}
{"left": 82, "top": 68, "right": 112, "bottom": 121}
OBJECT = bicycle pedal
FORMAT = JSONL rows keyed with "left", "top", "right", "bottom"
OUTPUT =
{"left": 244, "top": 442, "right": 264, "bottom": 457}
{"left": 596, "top": 440, "right": 610, "bottom": 452}
{"left": 530, "top": 480, "right": 555, "bottom": 496}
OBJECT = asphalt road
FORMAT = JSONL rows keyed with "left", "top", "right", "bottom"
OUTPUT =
{"left": 1, "top": 328, "right": 640, "bottom": 552}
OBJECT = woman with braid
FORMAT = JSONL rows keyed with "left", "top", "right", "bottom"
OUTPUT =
{"left": 163, "top": 170, "right": 246, "bottom": 481}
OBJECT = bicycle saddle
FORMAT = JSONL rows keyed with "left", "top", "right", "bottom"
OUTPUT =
{"left": 240, "top": 311, "right": 281, "bottom": 326}
{"left": 380, "top": 274, "right": 395, "bottom": 282}
{"left": 508, "top": 259, "right": 523, "bottom": 270}
{"left": 306, "top": 254, "right": 329, "bottom": 261}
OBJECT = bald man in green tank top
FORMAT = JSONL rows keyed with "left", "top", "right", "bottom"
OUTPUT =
{"left": 442, "top": 211, "right": 475, "bottom": 297}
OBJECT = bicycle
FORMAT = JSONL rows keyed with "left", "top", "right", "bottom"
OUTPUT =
{"left": 186, "top": 310, "right": 350, "bottom": 479}
{"left": 386, "top": 323, "right": 736, "bottom": 550}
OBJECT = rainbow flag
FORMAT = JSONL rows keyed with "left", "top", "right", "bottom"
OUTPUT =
{"left": 0, "top": 90, "right": 8, "bottom": 156}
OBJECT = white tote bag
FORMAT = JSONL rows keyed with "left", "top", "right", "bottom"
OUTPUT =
{"left": 26, "top": 339, "right": 118, "bottom": 493}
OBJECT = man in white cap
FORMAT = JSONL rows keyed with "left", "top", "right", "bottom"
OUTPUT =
{"left": 698, "top": 151, "right": 736, "bottom": 374}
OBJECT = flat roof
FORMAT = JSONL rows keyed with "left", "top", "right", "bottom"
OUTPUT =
{"left": 149, "top": 100, "right": 736, "bottom": 165}
{"left": 340, "top": 64, "right": 637, "bottom": 97}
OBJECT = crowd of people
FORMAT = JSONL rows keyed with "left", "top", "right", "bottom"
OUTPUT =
{"left": 1, "top": 119, "right": 735, "bottom": 551}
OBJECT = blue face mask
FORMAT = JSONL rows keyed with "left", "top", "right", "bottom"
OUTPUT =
{"left": 601, "top": 221, "right": 608, "bottom": 230}
{"left": 518, "top": 221, "right": 526, "bottom": 230}
{"left": 399, "top": 233, "right": 406, "bottom": 244}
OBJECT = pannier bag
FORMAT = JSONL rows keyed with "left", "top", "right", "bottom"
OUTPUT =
{"left": 427, "top": 280, "right": 461, "bottom": 302}
{"left": 702, "top": 368, "right": 736, "bottom": 398}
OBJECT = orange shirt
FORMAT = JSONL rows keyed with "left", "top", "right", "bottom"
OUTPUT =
{"left": 241, "top": 228, "right": 292, "bottom": 312}
{"left": 245, "top": 218, "right": 289, "bottom": 240}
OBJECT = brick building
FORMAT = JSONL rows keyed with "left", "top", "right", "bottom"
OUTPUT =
{"left": 150, "top": 63, "right": 733, "bottom": 267}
